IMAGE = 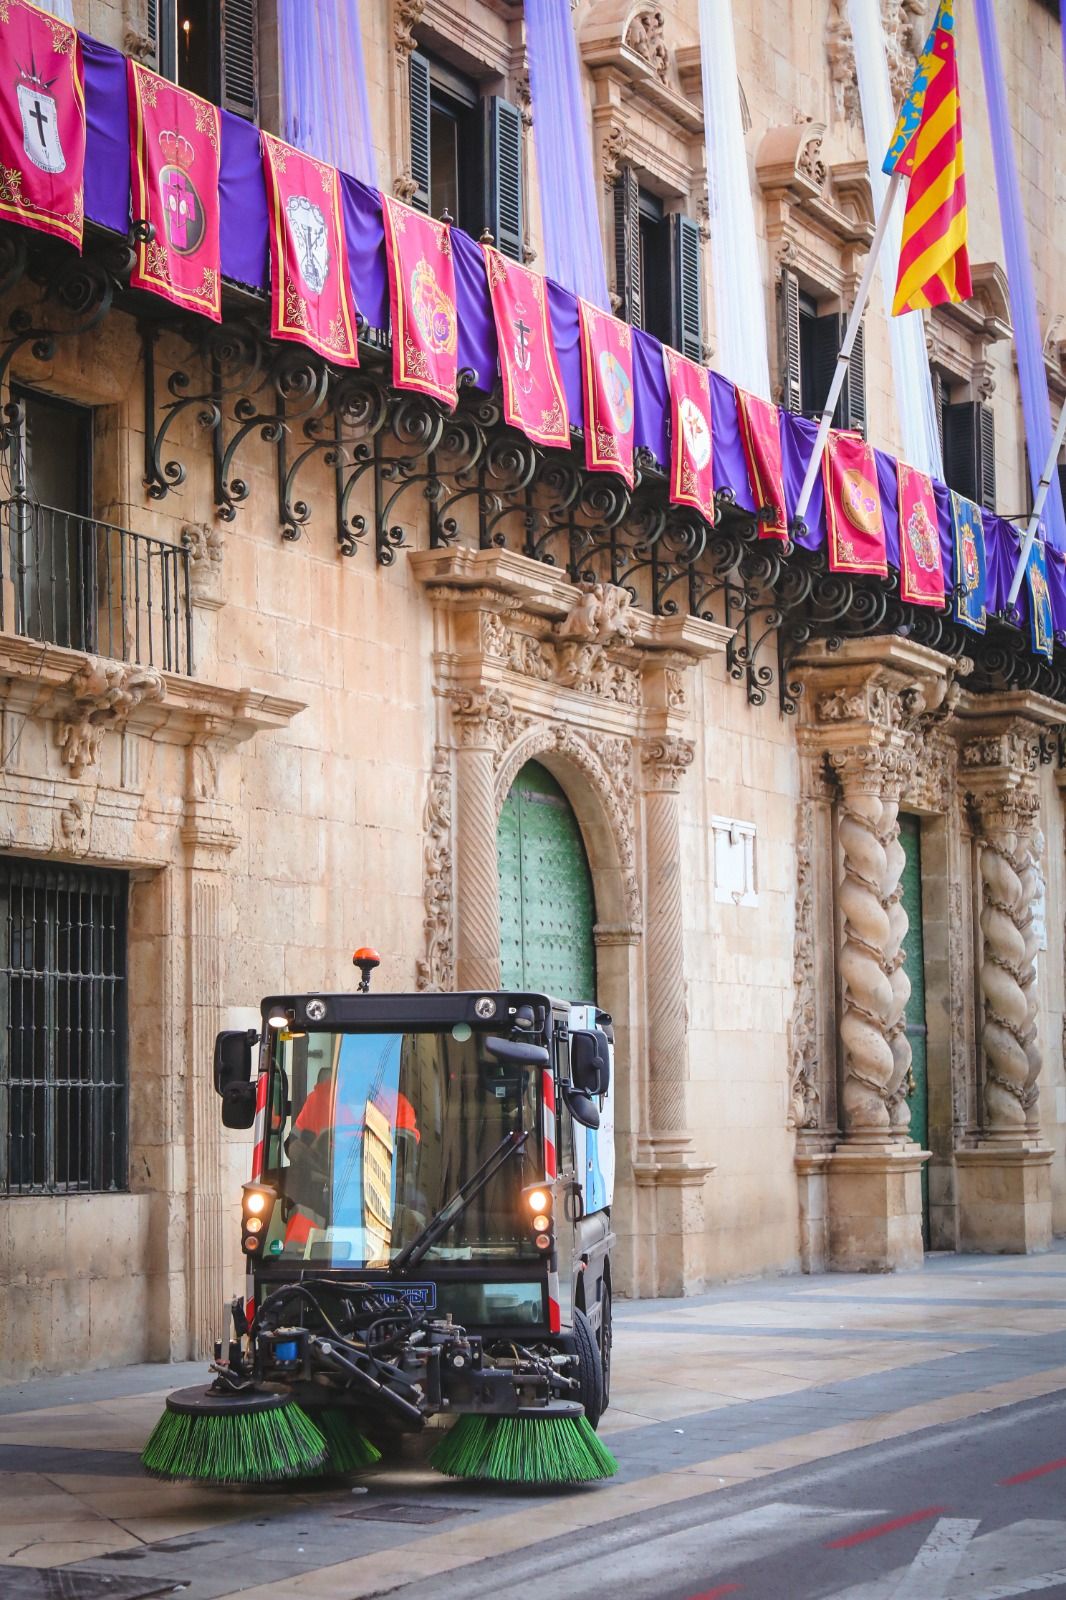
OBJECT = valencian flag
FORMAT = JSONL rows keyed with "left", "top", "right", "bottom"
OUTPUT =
{"left": 1025, "top": 537, "right": 1054, "bottom": 662}
{"left": 262, "top": 132, "right": 358, "bottom": 368}
{"left": 383, "top": 195, "right": 458, "bottom": 408}
{"left": 0, "top": 0, "right": 85, "bottom": 249}
{"left": 665, "top": 350, "right": 714, "bottom": 522}
{"left": 883, "top": 0, "right": 971, "bottom": 315}
{"left": 129, "top": 62, "right": 221, "bottom": 320}
{"left": 482, "top": 245, "right": 568, "bottom": 448}
{"left": 950, "top": 490, "right": 986, "bottom": 633}
{"left": 823, "top": 430, "right": 887, "bottom": 577}
{"left": 735, "top": 388, "right": 787, "bottom": 540}
{"left": 896, "top": 461, "right": 945, "bottom": 607}
{"left": 579, "top": 299, "right": 635, "bottom": 487}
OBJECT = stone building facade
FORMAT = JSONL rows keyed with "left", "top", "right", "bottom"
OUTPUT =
{"left": 0, "top": 0, "right": 1064, "bottom": 1377}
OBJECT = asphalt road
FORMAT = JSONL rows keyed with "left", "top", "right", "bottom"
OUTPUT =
{"left": 391, "top": 1391, "right": 1066, "bottom": 1600}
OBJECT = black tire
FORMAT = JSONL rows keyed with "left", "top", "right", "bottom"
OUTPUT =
{"left": 561, "top": 1306, "right": 604, "bottom": 1429}
{"left": 599, "top": 1283, "right": 612, "bottom": 1412}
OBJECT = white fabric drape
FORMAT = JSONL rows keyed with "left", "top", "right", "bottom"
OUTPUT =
{"left": 698, "top": 0, "right": 770, "bottom": 400}
{"left": 36, "top": 0, "right": 74, "bottom": 17}
{"left": 847, "top": 0, "right": 943, "bottom": 479}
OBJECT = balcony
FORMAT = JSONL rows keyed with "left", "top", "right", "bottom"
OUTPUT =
{"left": 1, "top": 500, "right": 193, "bottom": 676}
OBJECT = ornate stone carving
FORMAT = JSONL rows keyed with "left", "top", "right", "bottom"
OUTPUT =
{"left": 827, "top": 0, "right": 925, "bottom": 125}
{"left": 666, "top": 669, "right": 687, "bottom": 711}
{"left": 789, "top": 802, "right": 820, "bottom": 1130}
{"left": 601, "top": 126, "right": 629, "bottom": 190}
{"left": 817, "top": 687, "right": 867, "bottom": 722}
{"left": 556, "top": 642, "right": 640, "bottom": 705}
{"left": 962, "top": 729, "right": 1040, "bottom": 776}
{"left": 55, "top": 658, "right": 165, "bottom": 779}
{"left": 394, "top": 0, "right": 427, "bottom": 56}
{"left": 625, "top": 8, "right": 669, "bottom": 82}
{"left": 450, "top": 687, "right": 516, "bottom": 750}
{"left": 557, "top": 581, "right": 638, "bottom": 647}
{"left": 417, "top": 748, "right": 454, "bottom": 992}
{"left": 642, "top": 735, "right": 695, "bottom": 790}
{"left": 908, "top": 734, "right": 956, "bottom": 812}
{"left": 191, "top": 742, "right": 221, "bottom": 801}
{"left": 506, "top": 631, "right": 554, "bottom": 683}
{"left": 56, "top": 796, "right": 90, "bottom": 856}
{"left": 122, "top": 25, "right": 153, "bottom": 62}
{"left": 182, "top": 522, "right": 225, "bottom": 609}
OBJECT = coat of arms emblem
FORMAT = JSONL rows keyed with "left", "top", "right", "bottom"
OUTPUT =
{"left": 157, "top": 130, "right": 204, "bottom": 256}
{"left": 285, "top": 194, "right": 330, "bottom": 297}
{"left": 17, "top": 60, "right": 65, "bottom": 175}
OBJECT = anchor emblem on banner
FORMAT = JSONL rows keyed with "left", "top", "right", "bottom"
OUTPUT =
{"left": 511, "top": 302, "right": 534, "bottom": 396}
{"left": 17, "top": 60, "right": 66, "bottom": 175}
{"left": 285, "top": 194, "right": 330, "bottom": 296}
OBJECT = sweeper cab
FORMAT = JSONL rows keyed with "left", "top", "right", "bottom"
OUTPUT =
{"left": 143, "top": 950, "right": 618, "bottom": 1486}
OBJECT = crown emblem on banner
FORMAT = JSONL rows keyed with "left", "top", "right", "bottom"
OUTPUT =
{"left": 16, "top": 55, "right": 59, "bottom": 94}
{"left": 157, "top": 130, "right": 195, "bottom": 169}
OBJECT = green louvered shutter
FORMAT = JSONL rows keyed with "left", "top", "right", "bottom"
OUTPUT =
{"left": 898, "top": 814, "right": 929, "bottom": 1246}
{"left": 497, "top": 762, "right": 596, "bottom": 1002}
{"left": 671, "top": 213, "right": 702, "bottom": 362}
{"left": 409, "top": 52, "right": 431, "bottom": 214}
{"left": 614, "top": 166, "right": 642, "bottom": 330}
{"left": 487, "top": 96, "right": 523, "bottom": 261}
{"left": 221, "top": 0, "right": 258, "bottom": 120}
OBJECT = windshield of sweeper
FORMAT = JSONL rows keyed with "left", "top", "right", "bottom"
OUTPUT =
{"left": 261, "top": 1027, "right": 542, "bottom": 1265}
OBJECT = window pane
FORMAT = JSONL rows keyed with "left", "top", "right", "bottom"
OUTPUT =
{"left": 430, "top": 106, "right": 460, "bottom": 222}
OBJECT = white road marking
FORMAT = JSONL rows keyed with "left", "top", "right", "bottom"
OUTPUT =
{"left": 964, "top": 1575, "right": 1066, "bottom": 1600}
{"left": 888, "top": 1517, "right": 981, "bottom": 1598}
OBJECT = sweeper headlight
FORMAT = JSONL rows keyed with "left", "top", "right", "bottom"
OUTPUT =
{"left": 522, "top": 1184, "right": 553, "bottom": 1249}
{"left": 241, "top": 1182, "right": 277, "bottom": 1254}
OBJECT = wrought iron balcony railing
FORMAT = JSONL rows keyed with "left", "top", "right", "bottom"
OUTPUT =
{"left": 1, "top": 498, "right": 193, "bottom": 675}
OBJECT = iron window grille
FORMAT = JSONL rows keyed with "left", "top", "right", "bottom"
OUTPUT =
{"left": 0, "top": 859, "right": 129, "bottom": 1196}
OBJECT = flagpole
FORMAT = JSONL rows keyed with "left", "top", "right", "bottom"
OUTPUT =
{"left": 1006, "top": 396, "right": 1066, "bottom": 608}
{"left": 793, "top": 171, "right": 902, "bottom": 524}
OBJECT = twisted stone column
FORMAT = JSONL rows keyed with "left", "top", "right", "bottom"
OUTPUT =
{"left": 451, "top": 689, "right": 507, "bottom": 992}
{"left": 974, "top": 790, "right": 1041, "bottom": 1140}
{"left": 881, "top": 794, "right": 913, "bottom": 1136}
{"left": 641, "top": 738, "right": 694, "bottom": 1142}
{"left": 1019, "top": 832, "right": 1044, "bottom": 1138}
{"left": 832, "top": 751, "right": 897, "bottom": 1139}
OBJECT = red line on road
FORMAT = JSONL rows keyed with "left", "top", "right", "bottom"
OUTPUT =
{"left": 999, "top": 1457, "right": 1066, "bottom": 1485}
{"left": 824, "top": 1505, "right": 946, "bottom": 1549}
{"left": 685, "top": 1587, "right": 741, "bottom": 1599}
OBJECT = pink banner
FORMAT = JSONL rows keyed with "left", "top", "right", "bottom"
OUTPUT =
{"left": 263, "top": 132, "right": 358, "bottom": 367}
{"left": 665, "top": 350, "right": 714, "bottom": 521}
{"left": 735, "top": 388, "right": 787, "bottom": 539}
{"left": 483, "top": 245, "right": 569, "bottom": 449}
{"left": 129, "top": 61, "right": 221, "bottom": 320}
{"left": 824, "top": 430, "right": 888, "bottom": 577}
{"left": 579, "top": 299, "right": 634, "bottom": 486}
{"left": 897, "top": 461, "right": 945, "bottom": 607}
{"left": 0, "top": 0, "right": 85, "bottom": 249}
{"left": 383, "top": 196, "right": 458, "bottom": 408}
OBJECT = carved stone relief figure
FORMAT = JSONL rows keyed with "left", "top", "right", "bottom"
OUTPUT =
{"left": 55, "top": 658, "right": 165, "bottom": 779}
{"left": 789, "top": 801, "right": 820, "bottom": 1129}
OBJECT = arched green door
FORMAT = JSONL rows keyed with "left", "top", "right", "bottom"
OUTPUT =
{"left": 498, "top": 761, "right": 596, "bottom": 1001}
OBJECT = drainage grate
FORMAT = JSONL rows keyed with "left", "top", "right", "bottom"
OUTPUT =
{"left": 0, "top": 1568, "right": 182, "bottom": 1600}
{"left": 340, "top": 1500, "right": 470, "bottom": 1525}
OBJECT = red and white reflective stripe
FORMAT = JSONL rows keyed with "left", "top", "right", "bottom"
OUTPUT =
{"left": 547, "top": 1270, "right": 561, "bottom": 1333}
{"left": 542, "top": 1067, "right": 557, "bottom": 1180}
{"left": 250, "top": 1071, "right": 268, "bottom": 1180}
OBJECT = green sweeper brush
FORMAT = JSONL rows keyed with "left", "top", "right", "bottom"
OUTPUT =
{"left": 305, "top": 1407, "right": 382, "bottom": 1475}
{"left": 430, "top": 1405, "right": 618, "bottom": 1486}
{"left": 141, "top": 1385, "right": 330, "bottom": 1485}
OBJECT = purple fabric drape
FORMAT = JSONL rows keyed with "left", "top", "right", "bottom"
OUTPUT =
{"left": 277, "top": 0, "right": 377, "bottom": 188}
{"left": 524, "top": 0, "right": 610, "bottom": 310}
{"left": 974, "top": 0, "right": 1066, "bottom": 553}
{"left": 70, "top": 32, "right": 1066, "bottom": 642}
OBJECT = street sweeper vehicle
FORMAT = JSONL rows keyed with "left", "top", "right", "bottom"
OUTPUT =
{"left": 143, "top": 951, "right": 619, "bottom": 1487}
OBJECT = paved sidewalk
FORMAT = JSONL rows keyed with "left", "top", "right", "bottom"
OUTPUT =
{"left": 0, "top": 1248, "right": 1063, "bottom": 1599}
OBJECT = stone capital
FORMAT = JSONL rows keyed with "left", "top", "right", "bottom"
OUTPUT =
{"left": 641, "top": 734, "right": 695, "bottom": 791}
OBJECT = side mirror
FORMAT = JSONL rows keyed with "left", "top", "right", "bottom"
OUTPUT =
{"left": 570, "top": 1029, "right": 610, "bottom": 1097}
{"left": 485, "top": 1036, "right": 550, "bottom": 1069}
{"left": 563, "top": 1086, "right": 601, "bottom": 1130}
{"left": 214, "top": 1030, "right": 257, "bottom": 1095}
{"left": 221, "top": 1080, "right": 257, "bottom": 1129}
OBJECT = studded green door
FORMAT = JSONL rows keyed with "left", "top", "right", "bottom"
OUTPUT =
{"left": 498, "top": 761, "right": 597, "bottom": 1001}
{"left": 898, "top": 814, "right": 929, "bottom": 1246}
